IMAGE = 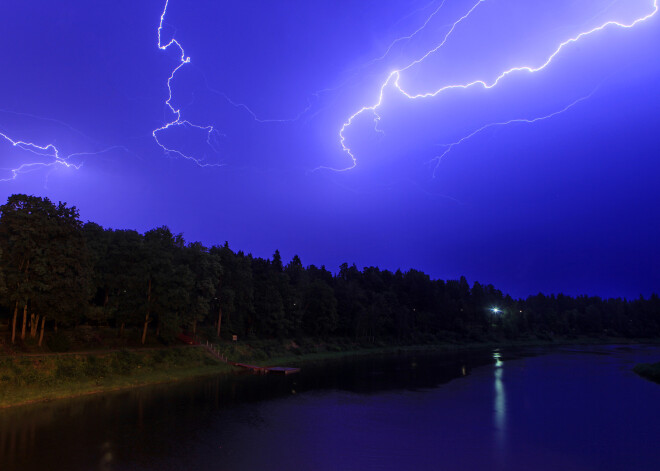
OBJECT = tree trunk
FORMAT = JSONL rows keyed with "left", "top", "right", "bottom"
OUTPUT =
{"left": 215, "top": 277, "right": 223, "bottom": 338}
{"left": 21, "top": 304, "right": 27, "bottom": 340}
{"left": 192, "top": 320, "right": 197, "bottom": 339}
{"left": 119, "top": 322, "right": 125, "bottom": 338}
{"left": 141, "top": 279, "right": 152, "bottom": 345}
{"left": 141, "top": 315, "right": 150, "bottom": 345}
{"left": 38, "top": 317, "right": 45, "bottom": 347}
{"left": 11, "top": 301, "right": 18, "bottom": 344}
{"left": 216, "top": 307, "right": 222, "bottom": 338}
{"left": 30, "top": 314, "right": 40, "bottom": 338}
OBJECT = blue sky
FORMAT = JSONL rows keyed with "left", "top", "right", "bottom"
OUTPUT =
{"left": 1, "top": 0, "right": 659, "bottom": 298}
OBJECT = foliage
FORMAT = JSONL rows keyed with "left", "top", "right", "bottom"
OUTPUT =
{"left": 0, "top": 193, "right": 659, "bottom": 348}
{"left": 0, "top": 194, "right": 92, "bottom": 339}
{"left": 46, "top": 332, "right": 72, "bottom": 352}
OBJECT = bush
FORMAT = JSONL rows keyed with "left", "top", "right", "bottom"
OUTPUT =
{"left": 18, "top": 363, "right": 44, "bottom": 385}
{"left": 46, "top": 332, "right": 72, "bottom": 352}
{"left": 55, "top": 357, "right": 86, "bottom": 380}
{"left": 74, "top": 326, "right": 102, "bottom": 344}
{"left": 154, "top": 348, "right": 177, "bottom": 364}
{"left": 84, "top": 355, "right": 111, "bottom": 379}
{"left": 203, "top": 355, "right": 217, "bottom": 366}
{"left": 112, "top": 350, "right": 140, "bottom": 375}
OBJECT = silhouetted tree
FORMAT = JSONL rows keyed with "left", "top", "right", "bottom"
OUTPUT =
{"left": 0, "top": 194, "right": 91, "bottom": 345}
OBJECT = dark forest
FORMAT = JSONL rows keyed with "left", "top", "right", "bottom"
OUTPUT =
{"left": 1, "top": 194, "right": 658, "bottom": 347}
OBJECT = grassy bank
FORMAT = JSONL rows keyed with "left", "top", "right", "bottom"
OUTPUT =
{"left": 0, "top": 347, "right": 235, "bottom": 408}
{"left": 2, "top": 335, "right": 658, "bottom": 408}
{"left": 633, "top": 362, "right": 660, "bottom": 384}
{"left": 212, "top": 335, "right": 660, "bottom": 368}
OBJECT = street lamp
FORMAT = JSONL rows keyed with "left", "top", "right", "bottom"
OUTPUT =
{"left": 489, "top": 307, "right": 502, "bottom": 331}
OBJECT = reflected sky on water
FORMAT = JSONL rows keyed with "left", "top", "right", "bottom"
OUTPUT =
{"left": 1, "top": 345, "right": 660, "bottom": 471}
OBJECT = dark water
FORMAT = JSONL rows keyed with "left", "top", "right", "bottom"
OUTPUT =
{"left": 1, "top": 345, "right": 660, "bottom": 471}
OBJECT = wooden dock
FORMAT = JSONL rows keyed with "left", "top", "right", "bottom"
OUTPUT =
{"left": 265, "top": 366, "right": 301, "bottom": 375}
{"left": 232, "top": 363, "right": 300, "bottom": 375}
{"left": 203, "top": 342, "right": 300, "bottom": 375}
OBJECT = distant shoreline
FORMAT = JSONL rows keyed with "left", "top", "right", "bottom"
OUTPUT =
{"left": 633, "top": 361, "right": 660, "bottom": 384}
{"left": 2, "top": 336, "right": 659, "bottom": 409}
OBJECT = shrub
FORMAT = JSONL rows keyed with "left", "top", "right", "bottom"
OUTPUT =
{"left": 84, "top": 355, "right": 111, "bottom": 379}
{"left": 46, "top": 332, "right": 72, "bottom": 352}
{"left": 55, "top": 357, "right": 85, "bottom": 380}
{"left": 112, "top": 350, "right": 139, "bottom": 375}
{"left": 74, "top": 326, "right": 102, "bottom": 344}
{"left": 154, "top": 348, "right": 177, "bottom": 364}
{"left": 203, "top": 356, "right": 217, "bottom": 366}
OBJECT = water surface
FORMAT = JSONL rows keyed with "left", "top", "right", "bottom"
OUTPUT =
{"left": 1, "top": 345, "right": 659, "bottom": 470}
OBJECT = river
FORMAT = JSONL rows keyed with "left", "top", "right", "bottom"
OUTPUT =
{"left": 1, "top": 345, "right": 659, "bottom": 470}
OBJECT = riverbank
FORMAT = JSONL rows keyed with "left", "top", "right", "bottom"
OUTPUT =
{"left": 252, "top": 336, "right": 660, "bottom": 369}
{"left": 0, "top": 347, "right": 235, "bottom": 408}
{"left": 2, "top": 335, "right": 658, "bottom": 408}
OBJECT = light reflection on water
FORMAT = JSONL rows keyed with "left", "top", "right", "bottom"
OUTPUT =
{"left": 493, "top": 350, "right": 506, "bottom": 457}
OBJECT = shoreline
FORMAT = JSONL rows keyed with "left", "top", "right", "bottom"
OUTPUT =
{"left": 633, "top": 361, "right": 660, "bottom": 384}
{"left": 2, "top": 336, "right": 658, "bottom": 409}
{"left": 255, "top": 336, "right": 660, "bottom": 368}
{"left": 0, "top": 348, "right": 236, "bottom": 409}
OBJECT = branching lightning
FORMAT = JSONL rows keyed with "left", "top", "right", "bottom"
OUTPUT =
{"left": 334, "top": 0, "right": 659, "bottom": 173}
{"left": 430, "top": 92, "right": 595, "bottom": 176}
{"left": 0, "top": 131, "right": 80, "bottom": 182}
{"left": 152, "top": 0, "right": 222, "bottom": 166}
{"left": 371, "top": 0, "right": 449, "bottom": 64}
{"left": 210, "top": 83, "right": 317, "bottom": 124}
{"left": 3, "top": 1, "right": 655, "bottom": 182}
{"left": 0, "top": 105, "right": 126, "bottom": 182}
{"left": 0, "top": 127, "right": 124, "bottom": 182}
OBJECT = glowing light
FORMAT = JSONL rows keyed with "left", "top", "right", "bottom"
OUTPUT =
{"left": 491, "top": 307, "right": 501, "bottom": 314}
{"left": 334, "top": 0, "right": 659, "bottom": 172}
{"left": 152, "top": 0, "right": 222, "bottom": 167}
{"left": 493, "top": 350, "right": 503, "bottom": 367}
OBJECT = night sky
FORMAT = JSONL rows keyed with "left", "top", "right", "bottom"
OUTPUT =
{"left": 1, "top": 0, "right": 658, "bottom": 299}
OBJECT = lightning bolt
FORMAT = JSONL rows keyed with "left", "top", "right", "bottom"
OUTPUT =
{"left": 431, "top": 92, "right": 596, "bottom": 176}
{"left": 334, "top": 0, "right": 659, "bottom": 173}
{"left": 0, "top": 105, "right": 125, "bottom": 182}
{"left": 152, "top": 0, "right": 223, "bottom": 166}
{"left": 371, "top": 0, "right": 449, "bottom": 65}
{"left": 0, "top": 127, "right": 125, "bottom": 182}
{"left": 207, "top": 80, "right": 318, "bottom": 124}
{"left": 0, "top": 132, "right": 78, "bottom": 182}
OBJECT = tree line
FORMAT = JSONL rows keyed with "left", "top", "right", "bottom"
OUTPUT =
{"left": 1, "top": 194, "right": 659, "bottom": 346}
